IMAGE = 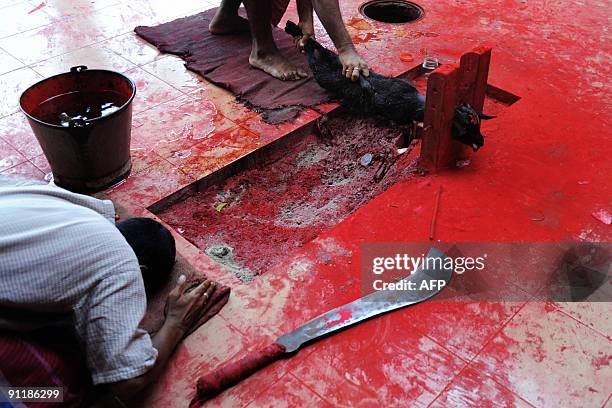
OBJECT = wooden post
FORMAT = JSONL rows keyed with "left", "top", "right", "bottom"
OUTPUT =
{"left": 419, "top": 47, "right": 492, "bottom": 172}
{"left": 420, "top": 64, "right": 460, "bottom": 171}
{"left": 459, "top": 46, "right": 491, "bottom": 112}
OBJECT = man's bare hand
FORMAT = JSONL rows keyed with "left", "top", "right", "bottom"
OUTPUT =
{"left": 339, "top": 47, "right": 370, "bottom": 81}
{"left": 107, "top": 275, "right": 216, "bottom": 404}
{"left": 165, "top": 275, "right": 216, "bottom": 334}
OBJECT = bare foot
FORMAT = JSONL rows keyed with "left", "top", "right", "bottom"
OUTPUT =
{"left": 209, "top": 11, "right": 250, "bottom": 34}
{"left": 249, "top": 50, "right": 308, "bottom": 81}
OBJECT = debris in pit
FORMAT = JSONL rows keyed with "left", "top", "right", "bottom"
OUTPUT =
{"left": 159, "top": 111, "right": 420, "bottom": 276}
{"left": 205, "top": 244, "right": 255, "bottom": 283}
{"left": 374, "top": 161, "right": 391, "bottom": 182}
{"left": 296, "top": 144, "right": 331, "bottom": 168}
{"left": 360, "top": 153, "right": 374, "bottom": 167}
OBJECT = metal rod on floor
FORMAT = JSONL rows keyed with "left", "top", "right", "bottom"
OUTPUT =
{"left": 429, "top": 185, "right": 442, "bottom": 240}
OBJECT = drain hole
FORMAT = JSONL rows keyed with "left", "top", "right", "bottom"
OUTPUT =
{"left": 360, "top": 0, "right": 424, "bottom": 24}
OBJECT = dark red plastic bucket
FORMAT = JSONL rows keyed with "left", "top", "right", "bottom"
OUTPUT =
{"left": 20, "top": 66, "right": 135, "bottom": 193}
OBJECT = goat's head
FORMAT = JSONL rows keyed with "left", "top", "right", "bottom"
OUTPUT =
{"left": 452, "top": 104, "right": 495, "bottom": 151}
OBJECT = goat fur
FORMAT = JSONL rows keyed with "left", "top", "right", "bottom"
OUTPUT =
{"left": 285, "top": 21, "right": 493, "bottom": 151}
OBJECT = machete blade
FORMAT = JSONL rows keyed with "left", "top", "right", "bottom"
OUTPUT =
{"left": 277, "top": 247, "right": 451, "bottom": 352}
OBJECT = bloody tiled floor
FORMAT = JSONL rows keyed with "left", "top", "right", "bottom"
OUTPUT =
{"left": 0, "top": 0, "right": 610, "bottom": 407}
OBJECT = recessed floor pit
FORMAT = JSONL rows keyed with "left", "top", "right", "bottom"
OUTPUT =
{"left": 360, "top": 0, "right": 424, "bottom": 24}
{"left": 152, "top": 110, "right": 420, "bottom": 283}
{"left": 150, "top": 65, "right": 518, "bottom": 284}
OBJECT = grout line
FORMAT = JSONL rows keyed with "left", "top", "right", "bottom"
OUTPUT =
{"left": 240, "top": 370, "right": 294, "bottom": 408}
{"left": 0, "top": 2, "right": 153, "bottom": 66}
{"left": 430, "top": 299, "right": 586, "bottom": 408}
{"left": 1, "top": 30, "right": 134, "bottom": 68}
{"left": 30, "top": 154, "right": 50, "bottom": 176}
{"left": 28, "top": 64, "right": 44, "bottom": 77}
{"left": 425, "top": 362, "right": 469, "bottom": 408}
{"left": 0, "top": 0, "right": 66, "bottom": 42}
{"left": 102, "top": 41, "right": 152, "bottom": 70}
{"left": 395, "top": 301, "right": 533, "bottom": 368}
{"left": 427, "top": 360, "right": 538, "bottom": 408}
{"left": 0, "top": 111, "right": 18, "bottom": 121}
{"left": 0, "top": 140, "right": 28, "bottom": 173}
{"left": 0, "top": 21, "right": 54, "bottom": 43}
{"left": 463, "top": 300, "right": 528, "bottom": 362}
{"left": 135, "top": 56, "right": 233, "bottom": 107}
{"left": 0, "top": 0, "right": 29, "bottom": 11}
{"left": 0, "top": 157, "right": 44, "bottom": 178}
{"left": 131, "top": 88, "right": 185, "bottom": 116}
{"left": 286, "top": 372, "right": 336, "bottom": 407}
{"left": 141, "top": 59, "right": 264, "bottom": 126}
{"left": 32, "top": 0, "right": 60, "bottom": 22}
{"left": 465, "top": 300, "right": 532, "bottom": 355}
{"left": 194, "top": 343, "right": 261, "bottom": 408}
{"left": 0, "top": 66, "right": 44, "bottom": 120}
{"left": 488, "top": 374, "right": 539, "bottom": 408}
{"left": 421, "top": 344, "right": 475, "bottom": 408}
{"left": 0, "top": 49, "right": 31, "bottom": 71}
{"left": 0, "top": 46, "right": 28, "bottom": 74}
{"left": 136, "top": 57, "right": 201, "bottom": 97}
{"left": 531, "top": 284, "right": 611, "bottom": 340}
{"left": 554, "top": 305, "right": 612, "bottom": 341}
{"left": 26, "top": 157, "right": 44, "bottom": 177}
{"left": 425, "top": 300, "right": 529, "bottom": 407}
{"left": 0, "top": 64, "right": 28, "bottom": 75}
{"left": 601, "top": 392, "right": 611, "bottom": 408}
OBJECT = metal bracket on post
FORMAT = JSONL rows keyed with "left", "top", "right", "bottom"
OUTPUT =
{"left": 419, "top": 47, "right": 492, "bottom": 172}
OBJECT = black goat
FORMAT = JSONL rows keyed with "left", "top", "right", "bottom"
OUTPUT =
{"left": 285, "top": 21, "right": 494, "bottom": 151}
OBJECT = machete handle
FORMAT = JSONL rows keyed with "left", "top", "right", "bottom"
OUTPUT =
{"left": 190, "top": 342, "right": 286, "bottom": 406}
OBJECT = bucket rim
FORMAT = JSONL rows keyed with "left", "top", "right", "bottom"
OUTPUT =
{"left": 19, "top": 68, "right": 137, "bottom": 129}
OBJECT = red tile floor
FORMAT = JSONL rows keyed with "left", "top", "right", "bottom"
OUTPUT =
{"left": 1, "top": 0, "right": 610, "bottom": 406}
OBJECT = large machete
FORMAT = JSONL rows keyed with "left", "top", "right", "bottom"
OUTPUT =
{"left": 190, "top": 247, "right": 452, "bottom": 406}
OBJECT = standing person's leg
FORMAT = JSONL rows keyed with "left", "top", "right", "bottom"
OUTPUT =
{"left": 209, "top": 0, "right": 250, "bottom": 34}
{"left": 243, "top": 0, "right": 308, "bottom": 81}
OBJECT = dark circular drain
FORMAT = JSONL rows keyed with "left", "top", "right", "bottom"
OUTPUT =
{"left": 360, "top": 0, "right": 424, "bottom": 24}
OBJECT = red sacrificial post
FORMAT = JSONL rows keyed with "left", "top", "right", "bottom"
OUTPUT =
{"left": 419, "top": 46, "right": 492, "bottom": 172}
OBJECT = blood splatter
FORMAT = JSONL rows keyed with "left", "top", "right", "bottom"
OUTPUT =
{"left": 324, "top": 308, "right": 353, "bottom": 328}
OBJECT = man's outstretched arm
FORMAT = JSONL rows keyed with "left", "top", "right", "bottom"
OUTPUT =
{"left": 306, "top": 0, "right": 370, "bottom": 80}
{"left": 107, "top": 276, "right": 216, "bottom": 404}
